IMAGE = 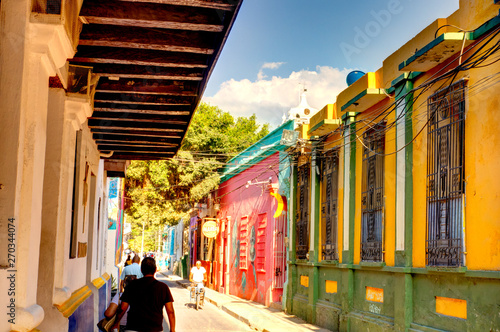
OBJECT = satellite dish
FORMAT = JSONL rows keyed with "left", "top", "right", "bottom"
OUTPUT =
{"left": 346, "top": 70, "right": 365, "bottom": 86}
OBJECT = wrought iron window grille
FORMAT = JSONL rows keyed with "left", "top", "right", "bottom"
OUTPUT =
{"left": 321, "top": 149, "right": 339, "bottom": 261}
{"left": 426, "top": 80, "right": 466, "bottom": 267}
{"left": 361, "top": 123, "right": 385, "bottom": 262}
{"left": 296, "top": 164, "right": 310, "bottom": 260}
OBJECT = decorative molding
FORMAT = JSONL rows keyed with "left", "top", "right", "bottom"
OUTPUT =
{"left": 28, "top": 22, "right": 75, "bottom": 88}
{"left": 55, "top": 285, "right": 92, "bottom": 318}
{"left": 92, "top": 276, "right": 106, "bottom": 289}
{"left": 10, "top": 304, "right": 44, "bottom": 332}
{"left": 53, "top": 286, "right": 71, "bottom": 306}
{"left": 65, "top": 97, "right": 93, "bottom": 131}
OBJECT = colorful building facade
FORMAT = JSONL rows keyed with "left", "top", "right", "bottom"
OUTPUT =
{"left": 286, "top": 1, "right": 500, "bottom": 331}
{"left": 213, "top": 121, "right": 294, "bottom": 306}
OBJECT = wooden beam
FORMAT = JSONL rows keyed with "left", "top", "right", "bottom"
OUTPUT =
{"left": 88, "top": 119, "right": 186, "bottom": 132}
{"left": 94, "top": 93, "right": 194, "bottom": 106}
{"left": 102, "top": 153, "right": 176, "bottom": 160}
{"left": 117, "top": 0, "right": 237, "bottom": 11}
{"left": 95, "top": 140, "right": 178, "bottom": 147}
{"left": 77, "top": 63, "right": 204, "bottom": 81}
{"left": 89, "top": 116, "right": 188, "bottom": 126}
{"left": 93, "top": 107, "right": 191, "bottom": 116}
{"left": 80, "top": 0, "right": 224, "bottom": 32}
{"left": 93, "top": 133, "right": 181, "bottom": 143}
{"left": 96, "top": 77, "right": 198, "bottom": 95}
{"left": 97, "top": 143, "right": 177, "bottom": 152}
{"left": 79, "top": 25, "right": 216, "bottom": 55}
{"left": 71, "top": 46, "right": 209, "bottom": 68}
{"left": 99, "top": 145, "right": 177, "bottom": 153}
{"left": 91, "top": 128, "right": 183, "bottom": 138}
{"left": 90, "top": 111, "right": 189, "bottom": 123}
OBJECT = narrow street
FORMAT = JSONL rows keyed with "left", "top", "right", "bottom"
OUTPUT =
{"left": 157, "top": 275, "right": 253, "bottom": 332}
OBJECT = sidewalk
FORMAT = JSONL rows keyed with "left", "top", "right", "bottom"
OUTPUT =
{"left": 159, "top": 270, "right": 332, "bottom": 332}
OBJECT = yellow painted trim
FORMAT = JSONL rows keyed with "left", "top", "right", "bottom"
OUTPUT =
{"left": 300, "top": 275, "right": 309, "bottom": 288}
{"left": 325, "top": 280, "right": 338, "bottom": 293}
{"left": 92, "top": 276, "right": 106, "bottom": 289}
{"left": 366, "top": 286, "right": 384, "bottom": 303}
{"left": 55, "top": 285, "right": 92, "bottom": 318}
{"left": 435, "top": 296, "right": 467, "bottom": 319}
{"left": 102, "top": 272, "right": 110, "bottom": 281}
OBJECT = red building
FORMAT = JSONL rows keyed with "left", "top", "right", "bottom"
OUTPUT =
{"left": 212, "top": 122, "right": 293, "bottom": 306}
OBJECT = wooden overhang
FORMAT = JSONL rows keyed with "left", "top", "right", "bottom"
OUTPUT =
{"left": 70, "top": 0, "right": 243, "bottom": 160}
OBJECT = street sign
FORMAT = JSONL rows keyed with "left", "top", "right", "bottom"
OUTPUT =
{"left": 202, "top": 219, "right": 219, "bottom": 238}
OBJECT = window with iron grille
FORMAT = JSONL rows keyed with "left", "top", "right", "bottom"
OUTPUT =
{"left": 240, "top": 216, "right": 248, "bottom": 269}
{"left": 426, "top": 81, "right": 466, "bottom": 267}
{"left": 321, "top": 149, "right": 339, "bottom": 261}
{"left": 361, "top": 123, "right": 385, "bottom": 262}
{"left": 296, "top": 164, "right": 310, "bottom": 260}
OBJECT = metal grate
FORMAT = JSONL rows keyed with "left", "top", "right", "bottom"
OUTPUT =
{"left": 426, "top": 81, "right": 466, "bottom": 267}
{"left": 296, "top": 164, "right": 310, "bottom": 260}
{"left": 273, "top": 210, "right": 287, "bottom": 289}
{"left": 321, "top": 149, "right": 339, "bottom": 261}
{"left": 361, "top": 123, "right": 385, "bottom": 262}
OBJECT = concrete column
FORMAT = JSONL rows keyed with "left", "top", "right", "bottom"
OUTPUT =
{"left": 37, "top": 91, "right": 92, "bottom": 332}
{"left": 0, "top": 0, "right": 74, "bottom": 329}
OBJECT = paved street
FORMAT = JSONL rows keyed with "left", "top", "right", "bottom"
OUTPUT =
{"left": 157, "top": 275, "right": 253, "bottom": 332}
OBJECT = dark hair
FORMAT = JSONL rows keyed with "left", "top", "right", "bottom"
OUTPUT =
{"left": 141, "top": 257, "right": 156, "bottom": 275}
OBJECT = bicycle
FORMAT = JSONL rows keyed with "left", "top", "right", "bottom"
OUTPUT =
{"left": 189, "top": 282, "right": 205, "bottom": 310}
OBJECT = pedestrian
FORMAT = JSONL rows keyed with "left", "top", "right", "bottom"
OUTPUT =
{"left": 189, "top": 260, "right": 207, "bottom": 286}
{"left": 125, "top": 254, "right": 132, "bottom": 267}
{"left": 114, "top": 257, "right": 175, "bottom": 332}
{"left": 102, "top": 290, "right": 129, "bottom": 332}
{"left": 120, "top": 255, "right": 143, "bottom": 292}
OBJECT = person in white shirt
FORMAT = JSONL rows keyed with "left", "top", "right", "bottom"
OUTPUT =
{"left": 189, "top": 260, "right": 207, "bottom": 303}
{"left": 103, "top": 292, "right": 129, "bottom": 332}
{"left": 189, "top": 260, "right": 207, "bottom": 284}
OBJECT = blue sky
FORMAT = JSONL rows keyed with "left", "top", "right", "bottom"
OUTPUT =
{"left": 203, "top": 0, "right": 459, "bottom": 128}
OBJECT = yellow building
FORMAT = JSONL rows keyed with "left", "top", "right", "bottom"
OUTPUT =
{"left": 287, "top": 1, "right": 500, "bottom": 330}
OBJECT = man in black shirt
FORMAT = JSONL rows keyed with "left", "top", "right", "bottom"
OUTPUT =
{"left": 114, "top": 257, "right": 176, "bottom": 332}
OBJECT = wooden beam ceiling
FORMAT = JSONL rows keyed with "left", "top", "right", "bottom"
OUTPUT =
{"left": 71, "top": 0, "right": 242, "bottom": 160}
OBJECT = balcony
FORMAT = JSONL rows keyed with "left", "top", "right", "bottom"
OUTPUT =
{"left": 337, "top": 71, "right": 387, "bottom": 114}
{"left": 308, "top": 103, "right": 341, "bottom": 137}
{"left": 399, "top": 32, "right": 473, "bottom": 72}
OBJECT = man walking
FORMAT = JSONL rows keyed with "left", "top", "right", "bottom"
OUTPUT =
{"left": 115, "top": 257, "right": 176, "bottom": 332}
{"left": 120, "top": 255, "right": 143, "bottom": 292}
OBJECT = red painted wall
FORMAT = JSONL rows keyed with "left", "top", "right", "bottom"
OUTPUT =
{"left": 216, "top": 153, "right": 283, "bottom": 306}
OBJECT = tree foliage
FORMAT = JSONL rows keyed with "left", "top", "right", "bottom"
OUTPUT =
{"left": 124, "top": 103, "right": 269, "bottom": 252}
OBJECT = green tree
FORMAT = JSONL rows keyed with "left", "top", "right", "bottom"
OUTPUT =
{"left": 124, "top": 103, "right": 269, "bottom": 253}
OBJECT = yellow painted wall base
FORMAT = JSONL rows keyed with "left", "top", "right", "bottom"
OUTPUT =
{"left": 435, "top": 296, "right": 467, "bottom": 319}
{"left": 325, "top": 280, "right": 338, "bottom": 293}
{"left": 366, "top": 286, "right": 384, "bottom": 303}
{"left": 300, "top": 275, "right": 309, "bottom": 287}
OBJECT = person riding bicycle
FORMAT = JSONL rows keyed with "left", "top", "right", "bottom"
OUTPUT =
{"left": 189, "top": 261, "right": 207, "bottom": 302}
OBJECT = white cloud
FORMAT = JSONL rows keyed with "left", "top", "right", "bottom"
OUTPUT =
{"left": 257, "top": 62, "right": 285, "bottom": 80}
{"left": 203, "top": 66, "right": 351, "bottom": 128}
